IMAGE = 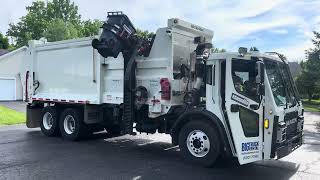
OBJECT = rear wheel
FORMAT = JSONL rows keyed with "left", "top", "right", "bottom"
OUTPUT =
{"left": 59, "top": 108, "right": 88, "bottom": 141}
{"left": 40, "top": 106, "right": 59, "bottom": 137}
{"left": 178, "top": 120, "right": 221, "bottom": 167}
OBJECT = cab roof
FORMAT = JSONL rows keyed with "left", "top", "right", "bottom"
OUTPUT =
{"left": 209, "top": 51, "right": 286, "bottom": 63}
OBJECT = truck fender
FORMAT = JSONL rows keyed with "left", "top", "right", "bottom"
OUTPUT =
{"left": 170, "top": 108, "right": 231, "bottom": 156}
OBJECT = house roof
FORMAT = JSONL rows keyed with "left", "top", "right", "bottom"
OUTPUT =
{"left": 0, "top": 49, "right": 9, "bottom": 56}
{"left": 0, "top": 46, "right": 27, "bottom": 62}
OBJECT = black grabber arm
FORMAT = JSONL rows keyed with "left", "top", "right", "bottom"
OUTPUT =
{"left": 92, "top": 11, "right": 138, "bottom": 135}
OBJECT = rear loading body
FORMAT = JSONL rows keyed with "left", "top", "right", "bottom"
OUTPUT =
{"left": 23, "top": 12, "right": 303, "bottom": 166}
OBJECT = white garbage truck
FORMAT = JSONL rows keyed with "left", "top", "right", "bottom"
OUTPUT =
{"left": 23, "top": 12, "right": 304, "bottom": 166}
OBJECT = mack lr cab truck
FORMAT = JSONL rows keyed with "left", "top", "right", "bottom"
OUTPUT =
{"left": 24, "top": 12, "right": 304, "bottom": 166}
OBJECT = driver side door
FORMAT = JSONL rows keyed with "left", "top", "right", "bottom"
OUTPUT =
{"left": 224, "top": 58, "right": 264, "bottom": 164}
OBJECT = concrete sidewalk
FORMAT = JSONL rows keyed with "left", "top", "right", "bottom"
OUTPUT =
{"left": 257, "top": 112, "right": 320, "bottom": 179}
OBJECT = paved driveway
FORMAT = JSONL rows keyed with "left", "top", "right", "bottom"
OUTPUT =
{"left": 0, "top": 101, "right": 26, "bottom": 113}
{"left": 0, "top": 113, "right": 319, "bottom": 180}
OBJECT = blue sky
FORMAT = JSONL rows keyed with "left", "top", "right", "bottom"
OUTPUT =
{"left": 1, "top": 0, "right": 319, "bottom": 61}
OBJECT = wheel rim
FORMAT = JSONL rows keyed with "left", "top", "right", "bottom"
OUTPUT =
{"left": 186, "top": 130, "right": 210, "bottom": 157}
{"left": 64, "top": 115, "right": 76, "bottom": 135}
{"left": 43, "top": 112, "right": 53, "bottom": 130}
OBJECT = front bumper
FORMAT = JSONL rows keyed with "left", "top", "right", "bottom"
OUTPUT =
{"left": 276, "top": 132, "right": 303, "bottom": 159}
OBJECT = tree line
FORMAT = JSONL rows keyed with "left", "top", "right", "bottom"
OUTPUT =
{"left": 0, "top": 0, "right": 226, "bottom": 53}
{"left": 295, "top": 31, "right": 320, "bottom": 101}
{"left": 0, "top": 0, "right": 161, "bottom": 50}
{"left": 3, "top": 0, "right": 102, "bottom": 48}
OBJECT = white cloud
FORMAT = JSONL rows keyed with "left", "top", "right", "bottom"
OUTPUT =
{"left": 274, "top": 40, "right": 313, "bottom": 61}
{"left": 0, "top": 0, "right": 33, "bottom": 34}
{"left": 269, "top": 29, "right": 288, "bottom": 34}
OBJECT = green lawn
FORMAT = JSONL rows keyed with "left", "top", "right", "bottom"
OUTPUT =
{"left": 302, "top": 99, "right": 320, "bottom": 112}
{"left": 0, "top": 105, "right": 26, "bottom": 125}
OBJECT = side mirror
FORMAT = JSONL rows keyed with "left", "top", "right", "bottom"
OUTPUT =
{"left": 255, "top": 61, "right": 265, "bottom": 84}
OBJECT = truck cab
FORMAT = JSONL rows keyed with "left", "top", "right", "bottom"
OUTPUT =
{"left": 205, "top": 50, "right": 304, "bottom": 164}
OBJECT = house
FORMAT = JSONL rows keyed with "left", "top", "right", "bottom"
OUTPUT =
{"left": 0, "top": 47, "right": 27, "bottom": 101}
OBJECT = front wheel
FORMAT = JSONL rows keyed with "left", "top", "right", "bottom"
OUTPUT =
{"left": 178, "top": 120, "right": 221, "bottom": 167}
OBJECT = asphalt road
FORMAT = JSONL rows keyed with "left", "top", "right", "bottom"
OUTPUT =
{"left": 0, "top": 113, "right": 319, "bottom": 180}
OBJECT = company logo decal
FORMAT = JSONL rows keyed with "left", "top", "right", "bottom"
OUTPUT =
{"left": 242, "top": 141, "right": 259, "bottom": 152}
{"left": 231, "top": 93, "right": 249, "bottom": 107}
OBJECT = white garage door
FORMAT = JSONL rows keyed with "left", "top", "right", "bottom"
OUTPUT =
{"left": 0, "top": 79, "right": 16, "bottom": 101}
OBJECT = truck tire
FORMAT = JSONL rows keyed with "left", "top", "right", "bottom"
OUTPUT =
{"left": 178, "top": 120, "right": 221, "bottom": 167}
{"left": 40, "top": 106, "right": 60, "bottom": 137}
{"left": 59, "top": 108, "right": 88, "bottom": 141}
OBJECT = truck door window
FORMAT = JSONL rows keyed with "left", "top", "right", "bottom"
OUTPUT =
{"left": 239, "top": 106, "right": 259, "bottom": 137}
{"left": 232, "top": 59, "right": 259, "bottom": 102}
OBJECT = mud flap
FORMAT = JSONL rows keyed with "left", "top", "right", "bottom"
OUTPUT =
{"left": 26, "top": 105, "right": 42, "bottom": 128}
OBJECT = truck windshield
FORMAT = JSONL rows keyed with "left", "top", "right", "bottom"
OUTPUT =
{"left": 280, "top": 61, "right": 301, "bottom": 103}
{"left": 264, "top": 59, "right": 296, "bottom": 107}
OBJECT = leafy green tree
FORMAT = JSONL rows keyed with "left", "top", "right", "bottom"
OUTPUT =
{"left": 46, "top": 0, "right": 81, "bottom": 26}
{"left": 0, "top": 33, "right": 9, "bottom": 49}
{"left": 7, "top": 1, "right": 47, "bottom": 47}
{"left": 7, "top": 0, "right": 82, "bottom": 47}
{"left": 311, "top": 31, "right": 320, "bottom": 50}
{"left": 44, "top": 19, "right": 79, "bottom": 42}
{"left": 250, "top": 47, "right": 259, "bottom": 51}
{"left": 211, "top": 47, "right": 226, "bottom": 53}
{"left": 136, "top": 29, "right": 154, "bottom": 39}
{"left": 296, "top": 31, "right": 320, "bottom": 101}
{"left": 296, "top": 63, "right": 319, "bottom": 100}
{"left": 81, "top": 20, "right": 103, "bottom": 37}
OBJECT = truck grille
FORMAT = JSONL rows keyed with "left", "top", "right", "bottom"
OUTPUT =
{"left": 284, "top": 111, "right": 298, "bottom": 139}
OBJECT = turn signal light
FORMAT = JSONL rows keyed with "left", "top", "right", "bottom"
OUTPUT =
{"left": 264, "top": 119, "right": 269, "bottom": 129}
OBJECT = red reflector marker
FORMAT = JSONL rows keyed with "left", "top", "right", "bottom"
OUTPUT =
{"left": 160, "top": 78, "right": 171, "bottom": 100}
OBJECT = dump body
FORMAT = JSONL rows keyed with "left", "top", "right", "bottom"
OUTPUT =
{"left": 25, "top": 38, "right": 99, "bottom": 104}
{"left": 24, "top": 18, "right": 213, "bottom": 117}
